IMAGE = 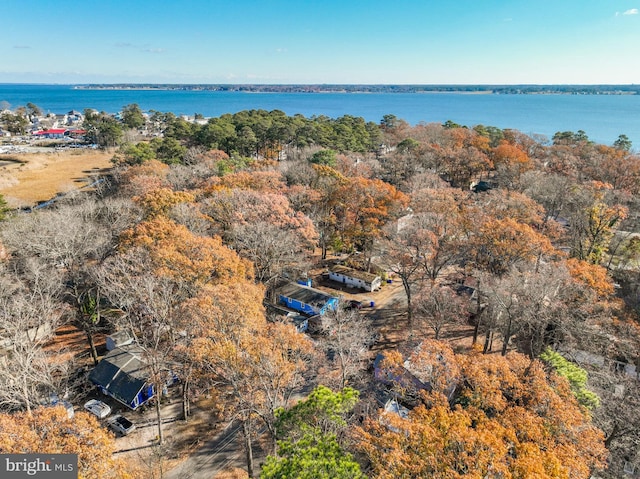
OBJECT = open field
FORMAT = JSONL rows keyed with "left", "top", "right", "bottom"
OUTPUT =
{"left": 0, "top": 148, "right": 114, "bottom": 208}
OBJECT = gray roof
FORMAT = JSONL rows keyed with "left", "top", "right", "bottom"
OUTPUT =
{"left": 106, "top": 330, "right": 133, "bottom": 348}
{"left": 88, "top": 344, "right": 148, "bottom": 406}
{"left": 277, "top": 282, "right": 337, "bottom": 308}
{"left": 330, "top": 265, "right": 380, "bottom": 283}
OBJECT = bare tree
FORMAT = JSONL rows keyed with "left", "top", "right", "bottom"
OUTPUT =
{"left": 318, "top": 302, "right": 376, "bottom": 389}
{"left": 522, "top": 170, "right": 573, "bottom": 220}
{"left": 412, "top": 284, "right": 468, "bottom": 340}
{"left": 0, "top": 197, "right": 140, "bottom": 364}
{"left": 95, "top": 249, "right": 185, "bottom": 445}
{"left": 378, "top": 208, "right": 465, "bottom": 327}
{"left": 589, "top": 369, "right": 640, "bottom": 478}
{"left": 377, "top": 222, "right": 425, "bottom": 326}
{"left": 480, "top": 264, "right": 575, "bottom": 357}
{"left": 233, "top": 222, "right": 310, "bottom": 282}
{"left": 0, "top": 266, "right": 67, "bottom": 413}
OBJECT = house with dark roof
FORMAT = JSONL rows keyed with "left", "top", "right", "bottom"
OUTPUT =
{"left": 88, "top": 344, "right": 154, "bottom": 410}
{"left": 276, "top": 282, "right": 339, "bottom": 316}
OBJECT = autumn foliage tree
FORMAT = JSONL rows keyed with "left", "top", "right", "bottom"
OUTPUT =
{"left": 410, "top": 187, "right": 471, "bottom": 280}
{"left": 200, "top": 178, "right": 317, "bottom": 276}
{"left": 134, "top": 187, "right": 195, "bottom": 219}
{"left": 0, "top": 407, "right": 131, "bottom": 479}
{"left": 581, "top": 144, "right": 640, "bottom": 195}
{"left": 357, "top": 341, "right": 607, "bottom": 479}
{"left": 565, "top": 182, "right": 628, "bottom": 265}
{"left": 99, "top": 216, "right": 255, "bottom": 444}
{"left": 429, "top": 127, "right": 493, "bottom": 188}
{"left": 565, "top": 258, "right": 615, "bottom": 298}
{"left": 471, "top": 217, "right": 556, "bottom": 276}
{"left": 181, "top": 282, "right": 314, "bottom": 478}
{"left": 119, "top": 216, "right": 252, "bottom": 289}
{"left": 334, "top": 176, "right": 409, "bottom": 261}
{"left": 378, "top": 189, "right": 468, "bottom": 325}
{"left": 491, "top": 139, "right": 533, "bottom": 189}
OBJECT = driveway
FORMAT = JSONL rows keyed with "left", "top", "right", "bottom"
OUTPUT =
{"left": 163, "top": 421, "right": 246, "bottom": 479}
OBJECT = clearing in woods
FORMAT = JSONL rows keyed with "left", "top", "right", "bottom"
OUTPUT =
{"left": 0, "top": 149, "right": 114, "bottom": 208}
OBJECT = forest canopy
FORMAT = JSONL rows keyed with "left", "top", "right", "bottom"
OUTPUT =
{"left": 0, "top": 106, "right": 639, "bottom": 479}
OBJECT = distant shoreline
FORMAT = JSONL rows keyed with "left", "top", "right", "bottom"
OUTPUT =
{"left": 71, "top": 84, "right": 640, "bottom": 95}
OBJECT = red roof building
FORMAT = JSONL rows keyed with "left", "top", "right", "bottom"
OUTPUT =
{"left": 32, "top": 129, "right": 85, "bottom": 138}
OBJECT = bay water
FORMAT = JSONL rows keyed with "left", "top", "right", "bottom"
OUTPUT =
{"left": 1, "top": 84, "right": 639, "bottom": 148}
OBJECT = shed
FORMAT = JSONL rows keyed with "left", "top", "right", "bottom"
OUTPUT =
{"left": 106, "top": 330, "right": 133, "bottom": 351}
{"left": 88, "top": 344, "right": 154, "bottom": 410}
{"left": 264, "top": 302, "right": 310, "bottom": 333}
{"left": 329, "top": 265, "right": 382, "bottom": 292}
{"left": 287, "top": 313, "right": 309, "bottom": 333}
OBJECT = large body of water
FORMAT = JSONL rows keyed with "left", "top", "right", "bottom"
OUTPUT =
{"left": 1, "top": 84, "right": 640, "bottom": 148}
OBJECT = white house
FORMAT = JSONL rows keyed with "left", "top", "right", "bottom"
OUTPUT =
{"left": 329, "top": 265, "right": 382, "bottom": 292}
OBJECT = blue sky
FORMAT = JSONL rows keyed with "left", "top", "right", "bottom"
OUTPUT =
{"left": 1, "top": 0, "right": 639, "bottom": 84}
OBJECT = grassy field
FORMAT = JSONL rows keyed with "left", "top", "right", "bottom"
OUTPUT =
{"left": 0, "top": 149, "right": 114, "bottom": 208}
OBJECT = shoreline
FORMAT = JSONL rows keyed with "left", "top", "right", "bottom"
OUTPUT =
{"left": 70, "top": 84, "right": 640, "bottom": 95}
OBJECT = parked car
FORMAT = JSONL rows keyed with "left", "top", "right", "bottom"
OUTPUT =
{"left": 108, "top": 415, "right": 136, "bottom": 436}
{"left": 344, "top": 299, "right": 363, "bottom": 310}
{"left": 83, "top": 399, "right": 111, "bottom": 419}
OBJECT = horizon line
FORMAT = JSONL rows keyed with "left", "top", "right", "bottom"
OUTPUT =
{"left": 1, "top": 82, "right": 639, "bottom": 87}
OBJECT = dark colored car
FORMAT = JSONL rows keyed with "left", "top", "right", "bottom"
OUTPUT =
{"left": 344, "top": 300, "right": 363, "bottom": 310}
{"left": 108, "top": 415, "right": 136, "bottom": 436}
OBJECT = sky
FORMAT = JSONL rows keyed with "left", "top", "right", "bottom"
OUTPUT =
{"left": 1, "top": 0, "right": 639, "bottom": 84}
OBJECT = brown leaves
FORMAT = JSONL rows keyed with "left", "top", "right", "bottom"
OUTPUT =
{"left": 472, "top": 217, "right": 556, "bottom": 276}
{"left": 334, "top": 176, "right": 410, "bottom": 250}
{"left": 182, "top": 282, "right": 267, "bottom": 342}
{"left": 217, "top": 170, "right": 287, "bottom": 193}
{"left": 492, "top": 140, "right": 531, "bottom": 168}
{"left": 429, "top": 128, "right": 494, "bottom": 188}
{"left": 134, "top": 187, "right": 195, "bottom": 218}
{"left": 120, "top": 217, "right": 252, "bottom": 286}
{"left": 181, "top": 281, "right": 314, "bottom": 452}
{"left": 358, "top": 342, "right": 607, "bottom": 479}
{"left": 118, "top": 159, "right": 170, "bottom": 197}
{"left": 0, "top": 407, "right": 128, "bottom": 479}
{"left": 566, "top": 258, "right": 615, "bottom": 298}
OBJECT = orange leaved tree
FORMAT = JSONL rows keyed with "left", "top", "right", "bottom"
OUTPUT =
{"left": 357, "top": 341, "right": 607, "bottom": 479}
{"left": 181, "top": 282, "right": 314, "bottom": 478}
{"left": 0, "top": 407, "right": 132, "bottom": 479}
